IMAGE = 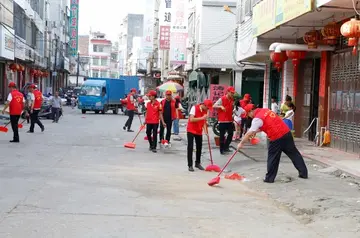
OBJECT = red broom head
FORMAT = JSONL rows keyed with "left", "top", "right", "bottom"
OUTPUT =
{"left": 205, "top": 164, "right": 221, "bottom": 172}
{"left": 208, "top": 176, "right": 220, "bottom": 186}
{"left": 250, "top": 137, "right": 260, "bottom": 145}
{"left": 124, "top": 142, "right": 136, "bottom": 149}
{"left": 225, "top": 173, "right": 245, "bottom": 180}
{"left": 144, "top": 136, "right": 148, "bottom": 140}
{"left": 0, "top": 127, "right": 9, "bottom": 133}
{"left": 18, "top": 124, "right": 23, "bottom": 129}
{"left": 161, "top": 139, "right": 165, "bottom": 144}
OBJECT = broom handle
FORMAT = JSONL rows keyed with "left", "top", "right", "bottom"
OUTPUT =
{"left": 204, "top": 126, "right": 214, "bottom": 165}
{"left": 132, "top": 125, "right": 145, "bottom": 143}
{"left": 216, "top": 151, "right": 237, "bottom": 177}
{"left": 3, "top": 121, "right": 11, "bottom": 127}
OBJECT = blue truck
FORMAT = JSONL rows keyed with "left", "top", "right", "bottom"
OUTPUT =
{"left": 78, "top": 76, "right": 139, "bottom": 114}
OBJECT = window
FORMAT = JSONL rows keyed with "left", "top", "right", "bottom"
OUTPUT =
{"left": 101, "top": 71, "right": 107, "bottom": 78}
{"left": 93, "top": 45, "right": 104, "bottom": 52}
{"left": 101, "top": 58, "right": 107, "bottom": 66}
{"left": 93, "top": 58, "right": 100, "bottom": 65}
{"left": 92, "top": 72, "right": 99, "bottom": 78}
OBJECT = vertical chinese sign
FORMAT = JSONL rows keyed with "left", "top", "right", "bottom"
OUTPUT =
{"left": 69, "top": 0, "right": 79, "bottom": 56}
{"left": 209, "top": 84, "right": 229, "bottom": 118}
{"left": 143, "top": 0, "right": 154, "bottom": 53}
{"left": 170, "top": 0, "right": 188, "bottom": 65}
{"left": 159, "top": 0, "right": 171, "bottom": 50}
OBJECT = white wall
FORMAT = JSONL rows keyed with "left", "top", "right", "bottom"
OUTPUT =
{"left": 197, "top": 4, "right": 236, "bottom": 69}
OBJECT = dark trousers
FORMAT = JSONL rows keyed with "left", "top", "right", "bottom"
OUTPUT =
{"left": 266, "top": 132, "right": 308, "bottom": 182}
{"left": 187, "top": 132, "right": 202, "bottom": 167}
{"left": 125, "top": 110, "right": 134, "bottom": 130}
{"left": 219, "top": 122, "right": 234, "bottom": 153}
{"left": 29, "top": 109, "right": 44, "bottom": 132}
{"left": 160, "top": 119, "right": 172, "bottom": 142}
{"left": 52, "top": 107, "right": 60, "bottom": 122}
{"left": 146, "top": 123, "right": 158, "bottom": 149}
{"left": 10, "top": 115, "right": 20, "bottom": 141}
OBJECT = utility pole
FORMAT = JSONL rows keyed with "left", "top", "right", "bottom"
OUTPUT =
{"left": 53, "top": 38, "right": 58, "bottom": 93}
{"left": 76, "top": 51, "right": 80, "bottom": 86}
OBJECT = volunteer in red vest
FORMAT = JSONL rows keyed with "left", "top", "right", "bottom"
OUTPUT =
{"left": 123, "top": 88, "right": 137, "bottom": 132}
{"left": 213, "top": 86, "right": 235, "bottom": 155}
{"left": 144, "top": 90, "right": 165, "bottom": 153}
{"left": 28, "top": 84, "right": 45, "bottom": 133}
{"left": 1, "top": 82, "right": 25, "bottom": 143}
{"left": 240, "top": 93, "right": 251, "bottom": 137}
{"left": 187, "top": 99, "right": 213, "bottom": 172}
{"left": 159, "top": 90, "right": 177, "bottom": 147}
{"left": 237, "top": 104, "right": 308, "bottom": 183}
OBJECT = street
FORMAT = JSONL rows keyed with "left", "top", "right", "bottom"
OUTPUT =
{"left": 0, "top": 107, "right": 359, "bottom": 237}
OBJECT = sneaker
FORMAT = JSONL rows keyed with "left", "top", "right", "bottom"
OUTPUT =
{"left": 195, "top": 164, "right": 204, "bottom": 170}
{"left": 9, "top": 140, "right": 19, "bottom": 143}
{"left": 188, "top": 166, "right": 195, "bottom": 172}
{"left": 151, "top": 148, "right": 157, "bottom": 153}
{"left": 26, "top": 131, "right": 34, "bottom": 133}
{"left": 41, "top": 127, "right": 45, "bottom": 132}
{"left": 224, "top": 148, "right": 232, "bottom": 153}
{"left": 123, "top": 126, "right": 126, "bottom": 131}
{"left": 127, "top": 129, "right": 134, "bottom": 132}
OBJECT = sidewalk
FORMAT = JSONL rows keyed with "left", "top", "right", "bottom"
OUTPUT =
{"left": 178, "top": 119, "right": 360, "bottom": 179}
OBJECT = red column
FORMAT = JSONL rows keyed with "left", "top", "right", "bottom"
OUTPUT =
{"left": 318, "top": 51, "right": 330, "bottom": 128}
{"left": 293, "top": 64, "right": 299, "bottom": 99}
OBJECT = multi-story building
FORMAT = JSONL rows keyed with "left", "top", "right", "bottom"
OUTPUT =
{"left": 88, "top": 31, "right": 112, "bottom": 78}
{"left": 69, "top": 35, "right": 90, "bottom": 85}
{"left": 236, "top": 0, "right": 359, "bottom": 153}
{"left": 119, "top": 14, "right": 144, "bottom": 76}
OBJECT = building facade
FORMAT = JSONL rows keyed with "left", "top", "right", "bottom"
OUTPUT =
{"left": 88, "top": 31, "right": 112, "bottom": 78}
{"left": 237, "top": 0, "right": 359, "bottom": 154}
{"left": 119, "top": 14, "right": 144, "bottom": 76}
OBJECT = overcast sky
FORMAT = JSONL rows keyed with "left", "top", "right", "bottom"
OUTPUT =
{"left": 78, "top": 0, "right": 146, "bottom": 41}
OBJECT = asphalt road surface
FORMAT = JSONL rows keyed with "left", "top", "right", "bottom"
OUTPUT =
{"left": 0, "top": 107, "right": 359, "bottom": 237}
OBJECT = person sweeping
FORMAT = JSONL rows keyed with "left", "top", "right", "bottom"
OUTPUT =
{"left": 186, "top": 99, "right": 213, "bottom": 172}
{"left": 237, "top": 104, "right": 308, "bottom": 183}
{"left": 145, "top": 90, "right": 165, "bottom": 153}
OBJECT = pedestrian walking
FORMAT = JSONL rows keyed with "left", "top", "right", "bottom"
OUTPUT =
{"left": 123, "top": 88, "right": 137, "bottom": 132}
{"left": 27, "top": 84, "right": 45, "bottom": 133}
{"left": 159, "top": 90, "right": 177, "bottom": 147}
{"left": 50, "top": 91, "right": 62, "bottom": 123}
{"left": 172, "top": 95, "right": 182, "bottom": 135}
{"left": 213, "top": 86, "right": 236, "bottom": 155}
{"left": 186, "top": 99, "right": 213, "bottom": 172}
{"left": 237, "top": 104, "right": 308, "bottom": 183}
{"left": 1, "top": 82, "right": 25, "bottom": 143}
{"left": 144, "top": 90, "right": 165, "bottom": 153}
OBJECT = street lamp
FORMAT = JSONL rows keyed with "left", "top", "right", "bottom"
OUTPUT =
{"left": 76, "top": 50, "right": 80, "bottom": 86}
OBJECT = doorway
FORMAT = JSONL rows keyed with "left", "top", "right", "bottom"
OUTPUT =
{"left": 309, "top": 58, "right": 321, "bottom": 141}
{"left": 269, "top": 68, "right": 281, "bottom": 108}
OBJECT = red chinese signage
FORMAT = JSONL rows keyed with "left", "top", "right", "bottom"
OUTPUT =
{"left": 209, "top": 84, "right": 229, "bottom": 118}
{"left": 159, "top": 26, "right": 170, "bottom": 50}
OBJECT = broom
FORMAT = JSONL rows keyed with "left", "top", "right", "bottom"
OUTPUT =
{"left": 204, "top": 125, "right": 221, "bottom": 172}
{"left": 0, "top": 121, "right": 11, "bottom": 133}
{"left": 124, "top": 124, "right": 145, "bottom": 149}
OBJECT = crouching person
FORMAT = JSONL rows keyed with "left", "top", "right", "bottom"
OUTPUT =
{"left": 186, "top": 99, "right": 213, "bottom": 172}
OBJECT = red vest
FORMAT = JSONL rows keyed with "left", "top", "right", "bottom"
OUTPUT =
{"left": 145, "top": 100, "right": 162, "bottom": 124}
{"left": 33, "top": 90, "right": 43, "bottom": 109}
{"left": 126, "top": 94, "right": 135, "bottom": 110}
{"left": 254, "top": 108, "right": 290, "bottom": 141}
{"left": 161, "top": 99, "right": 176, "bottom": 120}
{"left": 9, "top": 90, "right": 24, "bottom": 115}
{"left": 187, "top": 104, "right": 207, "bottom": 135}
{"left": 217, "top": 95, "right": 233, "bottom": 122}
{"left": 240, "top": 99, "right": 248, "bottom": 118}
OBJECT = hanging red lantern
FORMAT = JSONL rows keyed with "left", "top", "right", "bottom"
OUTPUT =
{"left": 270, "top": 51, "right": 288, "bottom": 71}
{"left": 340, "top": 18, "right": 360, "bottom": 55}
{"left": 18, "top": 65, "right": 25, "bottom": 72}
{"left": 321, "top": 21, "right": 341, "bottom": 45}
{"left": 42, "top": 71, "right": 49, "bottom": 77}
{"left": 286, "top": 51, "right": 307, "bottom": 67}
{"left": 9, "top": 63, "right": 17, "bottom": 72}
{"left": 14, "top": 63, "right": 20, "bottom": 71}
{"left": 303, "top": 30, "right": 321, "bottom": 49}
{"left": 30, "top": 69, "right": 35, "bottom": 75}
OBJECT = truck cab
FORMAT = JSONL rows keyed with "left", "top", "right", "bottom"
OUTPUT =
{"left": 78, "top": 80, "right": 109, "bottom": 114}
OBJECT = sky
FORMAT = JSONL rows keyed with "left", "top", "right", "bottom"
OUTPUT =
{"left": 78, "top": 0, "right": 146, "bottom": 42}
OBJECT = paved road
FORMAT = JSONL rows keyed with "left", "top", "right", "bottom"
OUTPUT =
{"left": 0, "top": 108, "right": 359, "bottom": 237}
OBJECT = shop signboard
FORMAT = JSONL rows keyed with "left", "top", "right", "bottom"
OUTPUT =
{"left": 252, "top": 0, "right": 276, "bottom": 37}
{"left": 15, "top": 36, "right": 26, "bottom": 61}
{"left": 209, "top": 84, "right": 229, "bottom": 118}
{"left": 0, "top": 25, "right": 15, "bottom": 60}
{"left": 275, "top": 0, "right": 312, "bottom": 26}
{"left": 159, "top": 0, "right": 172, "bottom": 50}
{"left": 69, "top": 0, "right": 79, "bottom": 56}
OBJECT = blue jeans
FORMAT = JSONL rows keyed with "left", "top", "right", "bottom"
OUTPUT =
{"left": 173, "top": 119, "right": 179, "bottom": 135}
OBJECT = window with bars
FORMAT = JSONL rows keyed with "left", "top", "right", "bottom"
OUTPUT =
{"left": 92, "top": 72, "right": 99, "bottom": 78}
{"left": 101, "top": 58, "right": 108, "bottom": 66}
{"left": 93, "top": 58, "right": 100, "bottom": 65}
